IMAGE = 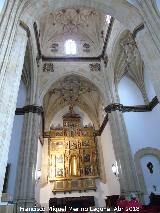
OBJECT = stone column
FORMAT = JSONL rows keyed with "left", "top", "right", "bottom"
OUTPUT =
{"left": 0, "top": 26, "right": 27, "bottom": 200}
{"left": 14, "top": 109, "right": 42, "bottom": 211}
{"left": 101, "top": 60, "right": 140, "bottom": 196}
{"left": 0, "top": 0, "right": 22, "bottom": 87}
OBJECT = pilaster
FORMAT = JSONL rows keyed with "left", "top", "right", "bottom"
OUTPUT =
{"left": 14, "top": 110, "right": 42, "bottom": 212}
{"left": 101, "top": 60, "right": 140, "bottom": 196}
{"left": 0, "top": 26, "right": 27, "bottom": 201}
{"left": 108, "top": 111, "right": 140, "bottom": 195}
{"left": 15, "top": 112, "right": 41, "bottom": 199}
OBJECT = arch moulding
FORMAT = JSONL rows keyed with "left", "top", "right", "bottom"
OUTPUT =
{"left": 39, "top": 69, "right": 107, "bottom": 105}
{"left": 20, "top": 0, "right": 143, "bottom": 32}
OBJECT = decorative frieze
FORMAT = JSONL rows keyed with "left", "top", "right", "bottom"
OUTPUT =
{"left": 51, "top": 43, "right": 59, "bottom": 52}
{"left": 15, "top": 105, "right": 43, "bottom": 115}
{"left": 95, "top": 96, "right": 159, "bottom": 136}
{"left": 89, "top": 63, "right": 101, "bottom": 72}
{"left": 105, "top": 96, "right": 158, "bottom": 113}
{"left": 43, "top": 63, "right": 54, "bottom": 72}
{"left": 83, "top": 43, "right": 90, "bottom": 53}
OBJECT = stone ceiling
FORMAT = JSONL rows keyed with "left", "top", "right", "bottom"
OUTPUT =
{"left": 43, "top": 75, "right": 102, "bottom": 130}
{"left": 39, "top": 8, "right": 111, "bottom": 57}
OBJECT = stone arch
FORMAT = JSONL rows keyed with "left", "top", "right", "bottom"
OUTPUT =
{"left": 39, "top": 70, "right": 107, "bottom": 105}
{"left": 107, "top": 29, "right": 139, "bottom": 103}
{"left": 2, "top": 0, "right": 160, "bottom": 202}
{"left": 134, "top": 147, "right": 160, "bottom": 195}
{"left": 43, "top": 73, "right": 103, "bottom": 130}
{"left": 0, "top": 0, "right": 144, "bottom": 73}
{"left": 20, "top": 0, "right": 143, "bottom": 31}
{"left": 111, "top": 27, "right": 148, "bottom": 103}
{"left": 16, "top": 0, "right": 146, "bottom": 107}
{"left": 111, "top": 29, "right": 130, "bottom": 84}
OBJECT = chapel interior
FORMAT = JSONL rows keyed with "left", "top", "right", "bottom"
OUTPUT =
{"left": 0, "top": 0, "right": 160, "bottom": 213}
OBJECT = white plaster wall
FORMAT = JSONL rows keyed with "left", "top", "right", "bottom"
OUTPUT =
{"left": 100, "top": 123, "right": 120, "bottom": 195}
{"left": 35, "top": 139, "right": 43, "bottom": 203}
{"left": 7, "top": 80, "right": 27, "bottom": 198}
{"left": 140, "top": 155, "right": 160, "bottom": 204}
{"left": 118, "top": 76, "right": 160, "bottom": 156}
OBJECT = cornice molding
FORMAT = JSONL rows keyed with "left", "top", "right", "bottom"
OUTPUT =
{"left": 148, "top": 96, "right": 159, "bottom": 110}
{"left": 132, "top": 23, "right": 145, "bottom": 39}
{"left": 16, "top": 105, "right": 45, "bottom": 136}
{"left": 42, "top": 55, "right": 101, "bottom": 62}
{"left": 95, "top": 96, "right": 159, "bottom": 136}
{"left": 101, "top": 17, "right": 114, "bottom": 59}
{"left": 15, "top": 105, "right": 43, "bottom": 115}
{"left": 19, "top": 21, "right": 30, "bottom": 38}
{"left": 16, "top": 98, "right": 158, "bottom": 137}
{"left": 95, "top": 114, "right": 109, "bottom": 137}
{"left": 105, "top": 96, "right": 158, "bottom": 113}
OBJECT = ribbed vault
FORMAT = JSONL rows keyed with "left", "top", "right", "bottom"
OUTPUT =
{"left": 113, "top": 31, "right": 149, "bottom": 103}
{"left": 43, "top": 74, "right": 102, "bottom": 130}
{"left": 20, "top": 0, "right": 143, "bottom": 32}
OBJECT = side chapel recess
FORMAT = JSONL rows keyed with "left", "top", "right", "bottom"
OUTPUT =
{"left": 44, "top": 106, "right": 99, "bottom": 193}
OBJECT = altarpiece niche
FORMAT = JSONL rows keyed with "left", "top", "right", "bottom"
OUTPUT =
{"left": 44, "top": 107, "right": 99, "bottom": 193}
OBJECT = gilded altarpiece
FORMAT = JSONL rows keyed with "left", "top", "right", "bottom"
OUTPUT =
{"left": 45, "top": 110, "right": 99, "bottom": 193}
